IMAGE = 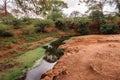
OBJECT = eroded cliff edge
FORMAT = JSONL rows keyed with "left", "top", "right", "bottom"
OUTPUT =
{"left": 41, "top": 35, "right": 120, "bottom": 80}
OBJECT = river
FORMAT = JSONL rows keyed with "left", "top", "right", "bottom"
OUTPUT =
{"left": 25, "top": 58, "right": 56, "bottom": 80}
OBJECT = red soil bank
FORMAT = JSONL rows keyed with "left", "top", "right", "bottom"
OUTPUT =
{"left": 41, "top": 35, "right": 120, "bottom": 80}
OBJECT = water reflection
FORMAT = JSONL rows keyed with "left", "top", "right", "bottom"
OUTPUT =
{"left": 25, "top": 59, "right": 56, "bottom": 80}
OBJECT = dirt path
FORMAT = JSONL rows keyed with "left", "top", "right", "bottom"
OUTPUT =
{"left": 41, "top": 35, "right": 120, "bottom": 80}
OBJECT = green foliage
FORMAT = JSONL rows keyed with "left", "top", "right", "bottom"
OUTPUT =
{"left": 100, "top": 23, "right": 119, "bottom": 34}
{"left": 90, "top": 10, "right": 105, "bottom": 23}
{"left": 44, "top": 19, "right": 55, "bottom": 27}
{"left": 47, "top": 11, "right": 63, "bottom": 21}
{"left": 12, "top": 18, "right": 21, "bottom": 29}
{"left": 34, "top": 19, "right": 54, "bottom": 33}
{"left": 30, "top": 19, "right": 40, "bottom": 24}
{"left": 1, "top": 16, "right": 15, "bottom": 25}
{"left": 65, "top": 18, "right": 75, "bottom": 29}
{"left": 55, "top": 48, "right": 64, "bottom": 58}
{"left": 55, "top": 18, "right": 68, "bottom": 31}
{"left": 21, "top": 17, "right": 31, "bottom": 24}
{"left": 112, "top": 15, "right": 120, "bottom": 20}
{"left": 6, "top": 69, "right": 23, "bottom": 80}
{"left": 77, "top": 22, "right": 90, "bottom": 35}
{"left": 0, "top": 24, "right": 13, "bottom": 37}
{"left": 0, "top": 37, "right": 17, "bottom": 49}
{"left": 21, "top": 25, "right": 35, "bottom": 35}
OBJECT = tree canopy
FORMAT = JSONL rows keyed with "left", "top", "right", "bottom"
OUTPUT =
{"left": 0, "top": 0, "right": 68, "bottom": 17}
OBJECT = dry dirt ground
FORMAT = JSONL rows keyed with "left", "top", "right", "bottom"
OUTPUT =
{"left": 41, "top": 35, "right": 120, "bottom": 80}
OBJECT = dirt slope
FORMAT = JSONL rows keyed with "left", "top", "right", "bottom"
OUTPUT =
{"left": 41, "top": 35, "right": 120, "bottom": 80}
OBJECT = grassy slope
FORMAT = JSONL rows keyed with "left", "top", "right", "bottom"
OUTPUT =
{"left": 0, "top": 38, "right": 56, "bottom": 80}
{"left": 5, "top": 47, "right": 45, "bottom": 80}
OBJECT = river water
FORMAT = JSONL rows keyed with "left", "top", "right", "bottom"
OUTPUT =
{"left": 25, "top": 59, "right": 56, "bottom": 80}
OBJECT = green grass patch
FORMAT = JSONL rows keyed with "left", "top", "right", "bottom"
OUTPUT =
{"left": 19, "top": 32, "right": 59, "bottom": 43}
{"left": 0, "top": 37, "right": 17, "bottom": 48}
{"left": 6, "top": 69, "right": 23, "bottom": 80}
{"left": 15, "top": 47, "right": 45, "bottom": 67}
{"left": 1, "top": 47, "right": 45, "bottom": 80}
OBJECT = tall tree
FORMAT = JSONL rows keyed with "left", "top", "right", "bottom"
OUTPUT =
{"left": 0, "top": 0, "right": 11, "bottom": 16}
{"left": 79, "top": 0, "right": 107, "bottom": 13}
{"left": 70, "top": 10, "right": 80, "bottom": 18}
{"left": 15, "top": 0, "right": 68, "bottom": 17}
{"left": 0, "top": 0, "right": 68, "bottom": 17}
{"left": 79, "top": 0, "right": 120, "bottom": 15}
{"left": 108, "top": 0, "right": 120, "bottom": 15}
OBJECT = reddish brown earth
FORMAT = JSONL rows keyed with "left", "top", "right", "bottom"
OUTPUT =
{"left": 41, "top": 35, "right": 120, "bottom": 80}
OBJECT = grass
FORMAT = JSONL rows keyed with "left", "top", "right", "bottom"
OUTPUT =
{"left": 0, "top": 38, "right": 57, "bottom": 80}
{"left": 6, "top": 69, "right": 23, "bottom": 80}
{"left": 0, "top": 37, "right": 17, "bottom": 49}
{"left": 15, "top": 47, "right": 45, "bottom": 67}
{"left": 1, "top": 47, "right": 45, "bottom": 80}
{"left": 19, "top": 31, "right": 59, "bottom": 43}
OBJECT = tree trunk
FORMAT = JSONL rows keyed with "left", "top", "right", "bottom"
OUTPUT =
{"left": 4, "top": 0, "right": 7, "bottom": 16}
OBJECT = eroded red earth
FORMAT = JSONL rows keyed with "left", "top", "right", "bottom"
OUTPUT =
{"left": 41, "top": 35, "right": 120, "bottom": 80}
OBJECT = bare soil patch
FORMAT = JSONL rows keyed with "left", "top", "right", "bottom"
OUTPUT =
{"left": 41, "top": 35, "right": 120, "bottom": 80}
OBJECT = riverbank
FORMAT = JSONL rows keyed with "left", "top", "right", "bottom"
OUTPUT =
{"left": 41, "top": 35, "right": 120, "bottom": 80}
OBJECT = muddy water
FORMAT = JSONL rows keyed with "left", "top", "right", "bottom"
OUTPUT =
{"left": 25, "top": 59, "right": 56, "bottom": 80}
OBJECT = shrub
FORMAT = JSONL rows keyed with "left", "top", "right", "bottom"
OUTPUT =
{"left": 65, "top": 18, "right": 75, "bottom": 29}
{"left": 90, "top": 10, "right": 105, "bottom": 23}
{"left": 0, "top": 24, "right": 13, "bottom": 37}
{"left": 44, "top": 19, "right": 55, "bottom": 27}
{"left": 55, "top": 18, "right": 68, "bottom": 31}
{"left": 12, "top": 18, "right": 21, "bottom": 29}
{"left": 100, "top": 23, "right": 119, "bottom": 34}
{"left": 21, "top": 25, "right": 35, "bottom": 35}
{"left": 47, "top": 11, "right": 63, "bottom": 21}
{"left": 21, "top": 17, "right": 31, "bottom": 24}
{"left": 77, "top": 22, "right": 90, "bottom": 35}
{"left": 34, "top": 19, "right": 54, "bottom": 33}
{"left": 1, "top": 16, "right": 14, "bottom": 24}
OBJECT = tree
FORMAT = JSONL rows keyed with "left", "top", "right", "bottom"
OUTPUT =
{"left": 70, "top": 10, "right": 80, "bottom": 18}
{"left": 47, "top": 11, "right": 63, "bottom": 21}
{"left": 39, "top": 0, "right": 68, "bottom": 17}
{"left": 0, "top": 0, "right": 11, "bottom": 16}
{"left": 108, "top": 0, "right": 120, "bottom": 15}
{"left": 14, "top": 0, "right": 68, "bottom": 17}
{"left": 81, "top": 0, "right": 107, "bottom": 13}
{"left": 0, "top": 0, "right": 68, "bottom": 17}
{"left": 90, "top": 10, "right": 104, "bottom": 23}
{"left": 79, "top": 0, "right": 120, "bottom": 15}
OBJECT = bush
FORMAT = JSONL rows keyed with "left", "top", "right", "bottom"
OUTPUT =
{"left": 65, "top": 18, "right": 75, "bottom": 29}
{"left": 34, "top": 19, "right": 54, "bottom": 33}
{"left": 21, "top": 25, "right": 35, "bottom": 35}
{"left": 21, "top": 17, "right": 31, "bottom": 24}
{"left": 77, "top": 22, "right": 90, "bottom": 35}
{"left": 1, "top": 16, "right": 14, "bottom": 24}
{"left": 0, "top": 24, "right": 13, "bottom": 37}
{"left": 55, "top": 18, "right": 69, "bottom": 31}
{"left": 90, "top": 10, "right": 105, "bottom": 23}
{"left": 12, "top": 18, "right": 21, "bottom": 29}
{"left": 44, "top": 19, "right": 55, "bottom": 27}
{"left": 47, "top": 11, "right": 63, "bottom": 21}
{"left": 100, "top": 23, "right": 119, "bottom": 34}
